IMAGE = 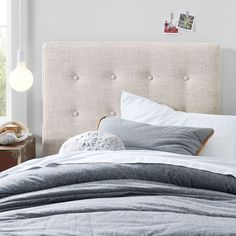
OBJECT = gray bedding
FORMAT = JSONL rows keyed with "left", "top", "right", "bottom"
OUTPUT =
{"left": 0, "top": 162, "right": 236, "bottom": 235}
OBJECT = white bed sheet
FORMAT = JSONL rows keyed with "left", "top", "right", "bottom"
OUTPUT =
{"left": 1, "top": 150, "right": 236, "bottom": 178}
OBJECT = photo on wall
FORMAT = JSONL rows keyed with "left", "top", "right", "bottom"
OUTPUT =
{"left": 177, "top": 12, "right": 195, "bottom": 31}
{"left": 163, "top": 13, "right": 179, "bottom": 35}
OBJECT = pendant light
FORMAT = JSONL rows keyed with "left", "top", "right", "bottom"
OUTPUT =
{"left": 9, "top": 0, "right": 33, "bottom": 92}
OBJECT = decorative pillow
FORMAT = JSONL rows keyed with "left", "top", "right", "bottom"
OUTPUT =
{"left": 59, "top": 131, "right": 126, "bottom": 154}
{"left": 98, "top": 117, "right": 214, "bottom": 156}
{"left": 120, "top": 90, "right": 236, "bottom": 160}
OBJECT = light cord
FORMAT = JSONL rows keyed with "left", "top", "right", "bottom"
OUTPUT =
{"left": 19, "top": 0, "right": 22, "bottom": 51}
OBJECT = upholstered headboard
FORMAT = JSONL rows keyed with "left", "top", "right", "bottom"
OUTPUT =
{"left": 42, "top": 42, "right": 221, "bottom": 156}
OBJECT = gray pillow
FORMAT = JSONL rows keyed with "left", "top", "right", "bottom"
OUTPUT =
{"left": 98, "top": 117, "right": 214, "bottom": 156}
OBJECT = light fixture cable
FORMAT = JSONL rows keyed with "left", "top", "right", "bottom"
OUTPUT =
{"left": 19, "top": 0, "right": 22, "bottom": 51}
{"left": 17, "top": 0, "right": 23, "bottom": 61}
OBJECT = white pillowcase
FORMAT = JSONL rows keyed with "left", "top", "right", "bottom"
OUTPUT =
{"left": 121, "top": 91, "right": 236, "bottom": 160}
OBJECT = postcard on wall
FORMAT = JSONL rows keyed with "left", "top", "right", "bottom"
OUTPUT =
{"left": 163, "top": 13, "right": 179, "bottom": 35}
{"left": 177, "top": 12, "right": 195, "bottom": 31}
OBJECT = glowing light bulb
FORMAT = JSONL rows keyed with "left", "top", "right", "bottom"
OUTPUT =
{"left": 9, "top": 61, "right": 34, "bottom": 92}
{"left": 10, "top": 0, "right": 34, "bottom": 92}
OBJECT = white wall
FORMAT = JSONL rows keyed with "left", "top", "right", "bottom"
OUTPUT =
{"left": 27, "top": 0, "right": 236, "bottom": 156}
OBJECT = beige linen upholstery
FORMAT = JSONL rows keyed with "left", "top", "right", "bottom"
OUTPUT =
{"left": 42, "top": 42, "right": 221, "bottom": 156}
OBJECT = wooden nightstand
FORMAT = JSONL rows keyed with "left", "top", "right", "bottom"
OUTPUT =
{"left": 0, "top": 136, "right": 36, "bottom": 171}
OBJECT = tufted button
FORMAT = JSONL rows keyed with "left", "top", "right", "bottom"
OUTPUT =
{"left": 73, "top": 75, "right": 80, "bottom": 81}
{"left": 183, "top": 75, "right": 190, "bottom": 81}
{"left": 110, "top": 74, "right": 117, "bottom": 80}
{"left": 110, "top": 111, "right": 116, "bottom": 116}
{"left": 147, "top": 75, "right": 153, "bottom": 81}
{"left": 73, "top": 111, "right": 79, "bottom": 117}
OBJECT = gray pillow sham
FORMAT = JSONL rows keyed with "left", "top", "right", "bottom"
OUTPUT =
{"left": 98, "top": 117, "right": 214, "bottom": 156}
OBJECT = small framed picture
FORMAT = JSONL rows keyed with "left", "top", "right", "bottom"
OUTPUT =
{"left": 163, "top": 13, "right": 179, "bottom": 35}
{"left": 177, "top": 12, "right": 195, "bottom": 31}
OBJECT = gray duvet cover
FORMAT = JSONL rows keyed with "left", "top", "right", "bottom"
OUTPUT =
{"left": 0, "top": 162, "right": 236, "bottom": 236}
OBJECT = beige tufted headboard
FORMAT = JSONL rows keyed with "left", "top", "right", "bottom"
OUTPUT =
{"left": 42, "top": 42, "right": 221, "bottom": 156}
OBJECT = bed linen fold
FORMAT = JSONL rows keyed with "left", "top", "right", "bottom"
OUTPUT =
{"left": 0, "top": 151, "right": 236, "bottom": 235}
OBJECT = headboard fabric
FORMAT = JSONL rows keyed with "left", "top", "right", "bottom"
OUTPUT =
{"left": 43, "top": 42, "right": 221, "bottom": 156}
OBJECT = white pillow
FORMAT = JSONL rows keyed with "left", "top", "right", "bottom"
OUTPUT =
{"left": 121, "top": 90, "right": 236, "bottom": 160}
{"left": 59, "top": 131, "right": 126, "bottom": 154}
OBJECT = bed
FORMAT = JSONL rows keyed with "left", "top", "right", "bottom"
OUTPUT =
{"left": 1, "top": 42, "right": 236, "bottom": 236}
